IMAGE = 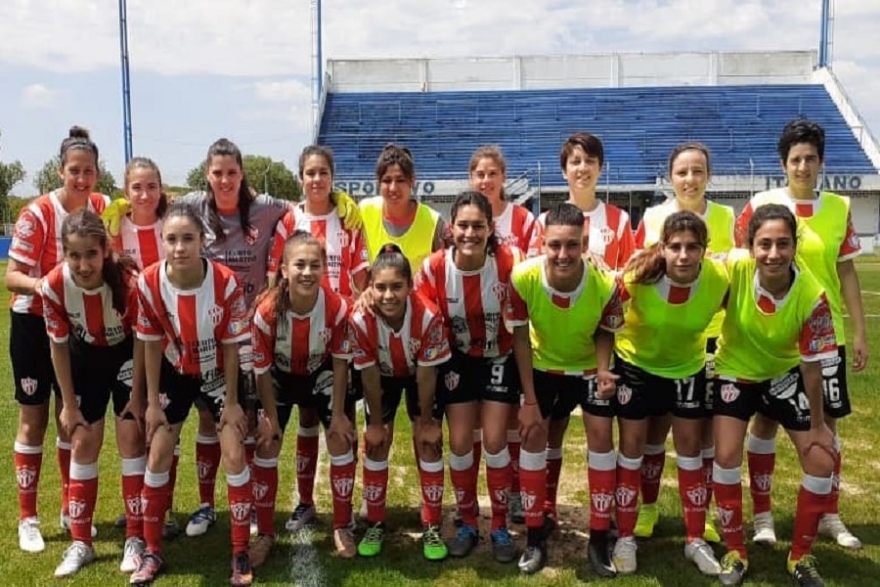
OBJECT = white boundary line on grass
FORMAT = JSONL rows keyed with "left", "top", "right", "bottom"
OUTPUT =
{"left": 287, "top": 433, "right": 328, "bottom": 587}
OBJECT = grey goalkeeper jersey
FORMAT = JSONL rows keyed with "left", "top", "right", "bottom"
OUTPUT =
{"left": 179, "top": 192, "right": 290, "bottom": 307}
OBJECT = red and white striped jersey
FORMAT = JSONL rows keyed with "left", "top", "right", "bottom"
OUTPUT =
{"left": 528, "top": 201, "right": 635, "bottom": 270}
{"left": 415, "top": 246, "right": 527, "bottom": 358}
{"left": 494, "top": 202, "right": 536, "bottom": 253}
{"left": 349, "top": 293, "right": 451, "bottom": 377}
{"left": 136, "top": 260, "right": 250, "bottom": 378}
{"left": 114, "top": 216, "right": 163, "bottom": 270}
{"left": 252, "top": 287, "right": 351, "bottom": 376}
{"left": 8, "top": 191, "right": 110, "bottom": 316}
{"left": 267, "top": 205, "right": 369, "bottom": 298}
{"left": 41, "top": 263, "right": 137, "bottom": 346}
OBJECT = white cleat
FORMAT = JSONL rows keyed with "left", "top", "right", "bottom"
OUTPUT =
{"left": 818, "top": 514, "right": 862, "bottom": 550}
{"left": 120, "top": 536, "right": 146, "bottom": 573}
{"left": 18, "top": 517, "right": 45, "bottom": 553}
{"left": 685, "top": 538, "right": 722, "bottom": 576}
{"left": 752, "top": 512, "right": 776, "bottom": 546}
{"left": 54, "top": 541, "right": 95, "bottom": 578}
{"left": 612, "top": 536, "right": 638, "bottom": 575}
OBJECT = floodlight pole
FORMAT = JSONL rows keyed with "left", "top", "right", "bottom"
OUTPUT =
{"left": 819, "top": 0, "right": 832, "bottom": 67}
{"left": 119, "top": 0, "right": 133, "bottom": 162}
{"left": 311, "top": 0, "right": 323, "bottom": 141}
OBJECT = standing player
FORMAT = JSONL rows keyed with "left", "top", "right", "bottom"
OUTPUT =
{"left": 612, "top": 211, "right": 727, "bottom": 576}
{"left": 734, "top": 120, "right": 867, "bottom": 550}
{"left": 415, "top": 192, "right": 529, "bottom": 564}
{"left": 178, "top": 139, "right": 288, "bottom": 539}
{"left": 131, "top": 202, "right": 254, "bottom": 586}
{"left": 8, "top": 127, "right": 109, "bottom": 553}
{"left": 509, "top": 202, "right": 623, "bottom": 575}
{"left": 264, "top": 146, "right": 367, "bottom": 538}
{"left": 360, "top": 144, "right": 446, "bottom": 274}
{"left": 632, "top": 143, "right": 735, "bottom": 543}
{"left": 42, "top": 210, "right": 139, "bottom": 576}
{"left": 713, "top": 204, "right": 837, "bottom": 587}
{"left": 349, "top": 244, "right": 451, "bottom": 560}
{"left": 526, "top": 132, "right": 635, "bottom": 535}
{"left": 468, "top": 145, "right": 535, "bottom": 524}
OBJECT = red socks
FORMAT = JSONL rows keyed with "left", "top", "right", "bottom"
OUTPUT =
{"left": 14, "top": 442, "right": 42, "bottom": 520}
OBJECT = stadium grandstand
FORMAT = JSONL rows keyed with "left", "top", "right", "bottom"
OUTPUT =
{"left": 316, "top": 50, "right": 880, "bottom": 251}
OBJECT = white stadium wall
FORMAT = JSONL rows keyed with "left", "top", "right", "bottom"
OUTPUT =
{"left": 327, "top": 51, "right": 817, "bottom": 93}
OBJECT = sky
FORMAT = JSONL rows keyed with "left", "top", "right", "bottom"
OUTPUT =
{"left": 1, "top": 0, "right": 879, "bottom": 195}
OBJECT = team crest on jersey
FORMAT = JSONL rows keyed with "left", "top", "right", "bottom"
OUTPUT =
{"left": 617, "top": 384, "right": 632, "bottom": 405}
{"left": 230, "top": 502, "right": 251, "bottom": 522}
{"left": 68, "top": 499, "right": 87, "bottom": 520}
{"left": 209, "top": 304, "right": 224, "bottom": 326}
{"left": 319, "top": 328, "right": 333, "bottom": 345}
{"left": 719, "top": 383, "right": 739, "bottom": 403}
{"left": 15, "top": 217, "right": 35, "bottom": 239}
{"left": 363, "top": 484, "right": 384, "bottom": 503}
{"left": 408, "top": 338, "right": 421, "bottom": 357}
{"left": 601, "top": 227, "right": 615, "bottom": 245}
{"left": 20, "top": 377, "right": 38, "bottom": 396}
{"left": 245, "top": 226, "right": 260, "bottom": 246}
{"left": 332, "top": 477, "right": 354, "bottom": 498}
{"left": 592, "top": 492, "right": 614, "bottom": 513}
{"left": 492, "top": 282, "right": 508, "bottom": 303}
{"left": 686, "top": 487, "right": 708, "bottom": 507}
{"left": 423, "top": 485, "right": 444, "bottom": 503}
{"left": 16, "top": 468, "right": 36, "bottom": 489}
{"left": 444, "top": 370, "right": 460, "bottom": 391}
{"left": 427, "top": 323, "right": 444, "bottom": 345}
{"left": 615, "top": 486, "right": 637, "bottom": 508}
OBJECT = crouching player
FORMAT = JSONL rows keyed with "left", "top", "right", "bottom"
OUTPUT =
{"left": 348, "top": 244, "right": 451, "bottom": 560}
{"left": 248, "top": 230, "right": 356, "bottom": 562}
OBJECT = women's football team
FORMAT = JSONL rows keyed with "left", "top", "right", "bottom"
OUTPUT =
{"left": 8, "top": 119, "right": 867, "bottom": 587}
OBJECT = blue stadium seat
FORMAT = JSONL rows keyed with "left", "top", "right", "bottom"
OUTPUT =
{"left": 318, "top": 86, "right": 875, "bottom": 184}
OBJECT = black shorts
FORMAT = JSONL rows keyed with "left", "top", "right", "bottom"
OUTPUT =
{"left": 160, "top": 360, "right": 244, "bottom": 426}
{"left": 704, "top": 337, "right": 718, "bottom": 413}
{"left": 437, "top": 352, "right": 520, "bottom": 407}
{"left": 271, "top": 361, "right": 352, "bottom": 430}
{"left": 821, "top": 346, "right": 851, "bottom": 419}
{"left": 10, "top": 311, "right": 59, "bottom": 405}
{"left": 533, "top": 369, "right": 614, "bottom": 421}
{"left": 69, "top": 337, "right": 134, "bottom": 424}
{"left": 613, "top": 357, "right": 708, "bottom": 420}
{"left": 195, "top": 368, "right": 256, "bottom": 412}
{"left": 362, "top": 374, "right": 442, "bottom": 424}
{"left": 713, "top": 367, "right": 812, "bottom": 431}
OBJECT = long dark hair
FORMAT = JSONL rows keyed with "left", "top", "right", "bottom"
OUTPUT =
{"left": 256, "top": 230, "right": 327, "bottom": 335}
{"left": 369, "top": 243, "right": 412, "bottom": 286}
{"left": 124, "top": 156, "right": 169, "bottom": 218}
{"left": 204, "top": 138, "right": 254, "bottom": 242}
{"left": 448, "top": 191, "right": 500, "bottom": 255}
{"left": 625, "top": 211, "right": 708, "bottom": 285}
{"left": 747, "top": 204, "right": 798, "bottom": 249}
{"left": 61, "top": 209, "right": 137, "bottom": 315}
{"left": 375, "top": 143, "right": 416, "bottom": 182}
